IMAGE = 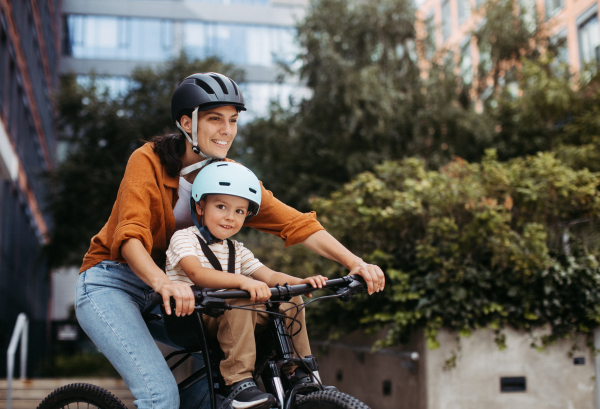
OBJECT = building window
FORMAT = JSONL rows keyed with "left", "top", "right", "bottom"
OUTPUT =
{"left": 460, "top": 40, "right": 473, "bottom": 84}
{"left": 478, "top": 41, "right": 492, "bottom": 75}
{"left": 458, "top": 0, "right": 471, "bottom": 25}
{"left": 76, "top": 75, "right": 133, "bottom": 99}
{"left": 66, "top": 15, "right": 173, "bottom": 61}
{"left": 184, "top": 0, "right": 270, "bottom": 4}
{"left": 545, "top": 0, "right": 564, "bottom": 19}
{"left": 442, "top": 0, "right": 452, "bottom": 40}
{"left": 183, "top": 22, "right": 297, "bottom": 67}
{"left": 577, "top": 7, "right": 600, "bottom": 67}
{"left": 520, "top": 0, "right": 537, "bottom": 34}
{"left": 550, "top": 29, "right": 569, "bottom": 70}
{"left": 425, "top": 10, "right": 436, "bottom": 58}
{"left": 238, "top": 82, "right": 311, "bottom": 122}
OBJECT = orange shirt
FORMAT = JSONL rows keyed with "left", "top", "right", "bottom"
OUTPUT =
{"left": 80, "top": 143, "right": 324, "bottom": 273}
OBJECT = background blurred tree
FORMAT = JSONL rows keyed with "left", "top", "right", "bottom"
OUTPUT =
{"left": 46, "top": 55, "right": 241, "bottom": 267}
{"left": 238, "top": 0, "right": 600, "bottom": 211}
{"left": 301, "top": 152, "right": 600, "bottom": 352}
{"left": 239, "top": 0, "right": 492, "bottom": 210}
{"left": 472, "top": 0, "right": 600, "bottom": 163}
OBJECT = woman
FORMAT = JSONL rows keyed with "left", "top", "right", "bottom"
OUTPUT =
{"left": 75, "top": 72, "right": 385, "bottom": 409}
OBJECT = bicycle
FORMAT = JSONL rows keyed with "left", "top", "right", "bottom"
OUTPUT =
{"left": 37, "top": 275, "right": 371, "bottom": 409}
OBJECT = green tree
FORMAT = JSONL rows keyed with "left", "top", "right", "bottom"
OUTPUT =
{"left": 239, "top": 0, "right": 491, "bottom": 209}
{"left": 300, "top": 152, "right": 600, "bottom": 350}
{"left": 46, "top": 55, "right": 241, "bottom": 267}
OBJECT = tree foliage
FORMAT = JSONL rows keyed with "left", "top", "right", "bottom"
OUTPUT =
{"left": 239, "top": 0, "right": 491, "bottom": 209}
{"left": 301, "top": 152, "right": 600, "bottom": 349}
{"left": 46, "top": 55, "right": 241, "bottom": 267}
{"left": 239, "top": 0, "right": 600, "bottom": 212}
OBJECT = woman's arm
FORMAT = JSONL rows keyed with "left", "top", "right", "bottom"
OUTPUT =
{"left": 301, "top": 230, "right": 385, "bottom": 295}
{"left": 121, "top": 238, "right": 195, "bottom": 316}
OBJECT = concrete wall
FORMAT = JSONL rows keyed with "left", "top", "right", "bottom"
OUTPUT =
{"left": 310, "top": 331, "right": 426, "bottom": 409}
{"left": 426, "top": 327, "right": 595, "bottom": 409}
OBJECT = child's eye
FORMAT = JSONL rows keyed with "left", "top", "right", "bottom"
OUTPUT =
{"left": 217, "top": 204, "right": 226, "bottom": 210}
{"left": 236, "top": 209, "right": 246, "bottom": 214}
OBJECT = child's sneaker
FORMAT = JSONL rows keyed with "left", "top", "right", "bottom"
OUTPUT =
{"left": 289, "top": 367, "right": 313, "bottom": 386}
{"left": 227, "top": 379, "right": 277, "bottom": 409}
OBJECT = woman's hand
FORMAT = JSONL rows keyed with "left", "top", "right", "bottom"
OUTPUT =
{"left": 154, "top": 279, "right": 196, "bottom": 317}
{"left": 240, "top": 278, "right": 272, "bottom": 303}
{"left": 121, "top": 238, "right": 196, "bottom": 317}
{"left": 298, "top": 275, "right": 328, "bottom": 298}
{"left": 300, "top": 231, "right": 385, "bottom": 295}
{"left": 349, "top": 260, "right": 385, "bottom": 295}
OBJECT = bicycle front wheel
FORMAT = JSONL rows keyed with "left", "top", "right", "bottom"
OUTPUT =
{"left": 37, "top": 383, "right": 128, "bottom": 409}
{"left": 296, "top": 390, "right": 370, "bottom": 409}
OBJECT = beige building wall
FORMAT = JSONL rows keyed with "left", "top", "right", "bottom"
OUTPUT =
{"left": 416, "top": 0, "right": 600, "bottom": 74}
{"left": 310, "top": 331, "right": 426, "bottom": 409}
{"left": 427, "top": 327, "right": 594, "bottom": 409}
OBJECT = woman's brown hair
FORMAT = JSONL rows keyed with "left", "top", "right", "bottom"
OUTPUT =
{"left": 149, "top": 133, "right": 186, "bottom": 178}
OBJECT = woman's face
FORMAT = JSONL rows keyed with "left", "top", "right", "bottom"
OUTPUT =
{"left": 180, "top": 105, "right": 239, "bottom": 158}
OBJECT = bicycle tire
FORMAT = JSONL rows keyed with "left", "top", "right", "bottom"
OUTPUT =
{"left": 36, "top": 383, "right": 128, "bottom": 409}
{"left": 295, "top": 390, "right": 370, "bottom": 409}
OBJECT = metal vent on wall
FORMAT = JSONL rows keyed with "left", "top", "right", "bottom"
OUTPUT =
{"left": 500, "top": 376, "right": 526, "bottom": 392}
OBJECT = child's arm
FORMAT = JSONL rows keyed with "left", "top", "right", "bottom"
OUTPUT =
{"left": 251, "top": 266, "right": 328, "bottom": 296}
{"left": 178, "top": 256, "right": 272, "bottom": 302}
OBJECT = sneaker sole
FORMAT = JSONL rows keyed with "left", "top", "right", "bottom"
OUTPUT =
{"left": 232, "top": 395, "right": 277, "bottom": 409}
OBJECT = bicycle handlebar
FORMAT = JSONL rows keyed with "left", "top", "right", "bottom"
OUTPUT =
{"left": 203, "top": 275, "right": 363, "bottom": 300}
{"left": 150, "top": 275, "right": 366, "bottom": 310}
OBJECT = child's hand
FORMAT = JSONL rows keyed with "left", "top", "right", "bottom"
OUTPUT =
{"left": 299, "top": 275, "right": 328, "bottom": 298}
{"left": 240, "top": 278, "right": 272, "bottom": 303}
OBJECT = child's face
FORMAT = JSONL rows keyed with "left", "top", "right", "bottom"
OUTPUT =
{"left": 196, "top": 194, "right": 250, "bottom": 239}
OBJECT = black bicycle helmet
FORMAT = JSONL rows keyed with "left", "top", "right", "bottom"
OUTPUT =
{"left": 171, "top": 72, "right": 246, "bottom": 125}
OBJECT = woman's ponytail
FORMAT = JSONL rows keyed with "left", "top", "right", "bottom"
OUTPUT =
{"left": 149, "top": 133, "right": 186, "bottom": 178}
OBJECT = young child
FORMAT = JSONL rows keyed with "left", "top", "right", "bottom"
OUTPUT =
{"left": 165, "top": 162, "right": 327, "bottom": 409}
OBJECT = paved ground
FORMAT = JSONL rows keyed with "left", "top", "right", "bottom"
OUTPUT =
{"left": 0, "top": 378, "right": 135, "bottom": 409}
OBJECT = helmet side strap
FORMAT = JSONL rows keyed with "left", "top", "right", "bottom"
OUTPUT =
{"left": 191, "top": 106, "right": 199, "bottom": 153}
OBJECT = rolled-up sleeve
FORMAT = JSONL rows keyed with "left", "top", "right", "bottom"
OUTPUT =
{"left": 110, "top": 152, "right": 160, "bottom": 260}
{"left": 245, "top": 183, "right": 324, "bottom": 247}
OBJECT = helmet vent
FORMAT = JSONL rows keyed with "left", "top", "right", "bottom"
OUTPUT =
{"left": 194, "top": 79, "right": 215, "bottom": 94}
{"left": 219, "top": 182, "right": 231, "bottom": 186}
{"left": 210, "top": 74, "right": 229, "bottom": 95}
{"left": 217, "top": 164, "right": 228, "bottom": 167}
{"left": 229, "top": 79, "right": 239, "bottom": 96}
{"left": 249, "top": 188, "right": 257, "bottom": 194}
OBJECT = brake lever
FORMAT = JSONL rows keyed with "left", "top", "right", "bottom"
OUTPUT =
{"left": 335, "top": 276, "right": 367, "bottom": 302}
{"left": 194, "top": 292, "right": 232, "bottom": 318}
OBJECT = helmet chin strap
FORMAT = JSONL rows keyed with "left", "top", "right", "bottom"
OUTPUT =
{"left": 176, "top": 106, "right": 218, "bottom": 176}
{"left": 190, "top": 198, "right": 223, "bottom": 244}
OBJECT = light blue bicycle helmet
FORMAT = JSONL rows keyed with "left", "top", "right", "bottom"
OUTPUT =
{"left": 190, "top": 162, "right": 262, "bottom": 241}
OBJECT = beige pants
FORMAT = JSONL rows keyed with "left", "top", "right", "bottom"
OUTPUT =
{"left": 201, "top": 295, "right": 311, "bottom": 385}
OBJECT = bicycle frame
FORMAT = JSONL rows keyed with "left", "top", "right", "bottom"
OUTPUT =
{"left": 154, "top": 275, "right": 366, "bottom": 409}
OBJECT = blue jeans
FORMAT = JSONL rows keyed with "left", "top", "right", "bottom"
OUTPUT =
{"left": 75, "top": 260, "right": 211, "bottom": 409}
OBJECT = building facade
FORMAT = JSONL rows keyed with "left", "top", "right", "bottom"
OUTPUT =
{"left": 313, "top": 328, "right": 594, "bottom": 409}
{"left": 417, "top": 0, "right": 600, "bottom": 80}
{"left": 60, "top": 0, "right": 310, "bottom": 120}
{"left": 0, "top": 0, "right": 60, "bottom": 377}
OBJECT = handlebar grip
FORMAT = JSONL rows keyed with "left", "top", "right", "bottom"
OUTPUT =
{"left": 149, "top": 291, "right": 164, "bottom": 307}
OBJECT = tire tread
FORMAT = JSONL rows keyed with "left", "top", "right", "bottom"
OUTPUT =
{"left": 296, "top": 390, "right": 370, "bottom": 409}
{"left": 36, "top": 383, "right": 127, "bottom": 409}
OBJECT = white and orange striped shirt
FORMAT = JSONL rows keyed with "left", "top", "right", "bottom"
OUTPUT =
{"left": 165, "top": 226, "right": 264, "bottom": 285}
